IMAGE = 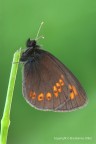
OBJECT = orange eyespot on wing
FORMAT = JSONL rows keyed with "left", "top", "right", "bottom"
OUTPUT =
{"left": 53, "top": 85, "right": 58, "bottom": 97}
{"left": 53, "top": 85, "right": 57, "bottom": 92}
{"left": 69, "top": 84, "right": 78, "bottom": 100}
{"left": 70, "top": 92, "right": 75, "bottom": 100}
{"left": 32, "top": 92, "right": 36, "bottom": 99}
{"left": 29, "top": 91, "right": 36, "bottom": 99}
{"left": 54, "top": 92, "right": 58, "bottom": 97}
{"left": 46, "top": 92, "right": 52, "bottom": 100}
{"left": 72, "top": 85, "right": 78, "bottom": 96}
{"left": 59, "top": 79, "right": 64, "bottom": 86}
{"left": 56, "top": 82, "right": 61, "bottom": 92}
{"left": 38, "top": 93, "right": 44, "bottom": 101}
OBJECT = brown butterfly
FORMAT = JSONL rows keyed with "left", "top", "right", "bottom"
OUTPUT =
{"left": 20, "top": 38, "right": 87, "bottom": 112}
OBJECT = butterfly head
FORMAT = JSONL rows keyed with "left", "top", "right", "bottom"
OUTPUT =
{"left": 26, "top": 38, "right": 36, "bottom": 48}
{"left": 20, "top": 38, "right": 39, "bottom": 62}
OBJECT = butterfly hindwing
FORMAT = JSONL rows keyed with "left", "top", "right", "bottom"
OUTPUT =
{"left": 22, "top": 49, "right": 87, "bottom": 111}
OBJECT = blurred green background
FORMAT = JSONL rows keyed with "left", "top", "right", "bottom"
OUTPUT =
{"left": 0, "top": 0, "right": 96, "bottom": 144}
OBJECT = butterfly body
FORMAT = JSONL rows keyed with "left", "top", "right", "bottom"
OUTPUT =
{"left": 20, "top": 38, "right": 87, "bottom": 112}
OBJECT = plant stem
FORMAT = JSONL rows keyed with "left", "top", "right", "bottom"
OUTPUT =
{"left": 0, "top": 49, "right": 22, "bottom": 144}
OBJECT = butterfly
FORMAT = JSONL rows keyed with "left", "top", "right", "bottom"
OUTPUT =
{"left": 20, "top": 38, "right": 87, "bottom": 112}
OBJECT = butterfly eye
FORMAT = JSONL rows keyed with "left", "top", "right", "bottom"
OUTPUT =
{"left": 38, "top": 93, "right": 44, "bottom": 101}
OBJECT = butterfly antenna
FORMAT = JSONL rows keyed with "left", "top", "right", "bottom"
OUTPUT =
{"left": 35, "top": 21, "right": 44, "bottom": 40}
{"left": 36, "top": 35, "right": 44, "bottom": 41}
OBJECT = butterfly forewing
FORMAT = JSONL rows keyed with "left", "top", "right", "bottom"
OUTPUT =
{"left": 22, "top": 49, "right": 87, "bottom": 111}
